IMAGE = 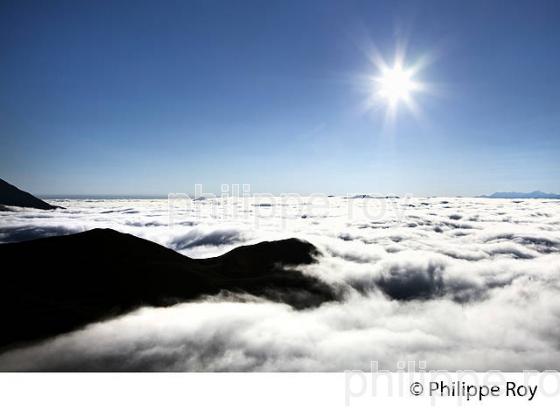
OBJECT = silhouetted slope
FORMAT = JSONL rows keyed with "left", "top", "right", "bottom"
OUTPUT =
{"left": 0, "top": 229, "right": 334, "bottom": 349}
{"left": 0, "top": 178, "right": 62, "bottom": 210}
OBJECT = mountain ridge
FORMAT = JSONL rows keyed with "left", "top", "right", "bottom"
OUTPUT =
{"left": 0, "top": 178, "right": 63, "bottom": 210}
{"left": 0, "top": 228, "right": 336, "bottom": 350}
{"left": 480, "top": 190, "right": 560, "bottom": 199}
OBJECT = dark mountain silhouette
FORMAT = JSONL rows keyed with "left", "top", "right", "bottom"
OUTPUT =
{"left": 0, "top": 178, "right": 62, "bottom": 210}
{"left": 0, "top": 229, "right": 335, "bottom": 350}
{"left": 481, "top": 190, "right": 560, "bottom": 199}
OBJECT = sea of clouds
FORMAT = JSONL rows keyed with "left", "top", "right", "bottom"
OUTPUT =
{"left": 1, "top": 195, "right": 560, "bottom": 371}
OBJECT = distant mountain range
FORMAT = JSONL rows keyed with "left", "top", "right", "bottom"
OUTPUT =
{"left": 0, "top": 178, "right": 62, "bottom": 210}
{"left": 481, "top": 191, "right": 560, "bottom": 199}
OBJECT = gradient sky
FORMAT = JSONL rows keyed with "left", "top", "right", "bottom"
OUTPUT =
{"left": 1, "top": 0, "right": 559, "bottom": 196}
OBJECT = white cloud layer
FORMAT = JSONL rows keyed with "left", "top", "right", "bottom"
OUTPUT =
{"left": 1, "top": 196, "right": 560, "bottom": 370}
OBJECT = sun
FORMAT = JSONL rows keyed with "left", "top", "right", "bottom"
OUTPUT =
{"left": 376, "top": 64, "right": 418, "bottom": 106}
{"left": 363, "top": 52, "right": 428, "bottom": 126}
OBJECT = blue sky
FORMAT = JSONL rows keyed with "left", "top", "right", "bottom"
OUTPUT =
{"left": 1, "top": 0, "right": 559, "bottom": 196}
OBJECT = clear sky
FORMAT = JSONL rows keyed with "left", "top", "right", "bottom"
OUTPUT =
{"left": 1, "top": 0, "right": 559, "bottom": 196}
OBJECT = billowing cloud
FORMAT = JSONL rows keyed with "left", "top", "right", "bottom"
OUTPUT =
{"left": 1, "top": 196, "right": 559, "bottom": 370}
{"left": 168, "top": 227, "right": 248, "bottom": 251}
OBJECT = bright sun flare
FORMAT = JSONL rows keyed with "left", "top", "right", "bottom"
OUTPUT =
{"left": 366, "top": 52, "right": 428, "bottom": 124}
{"left": 376, "top": 64, "right": 417, "bottom": 106}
